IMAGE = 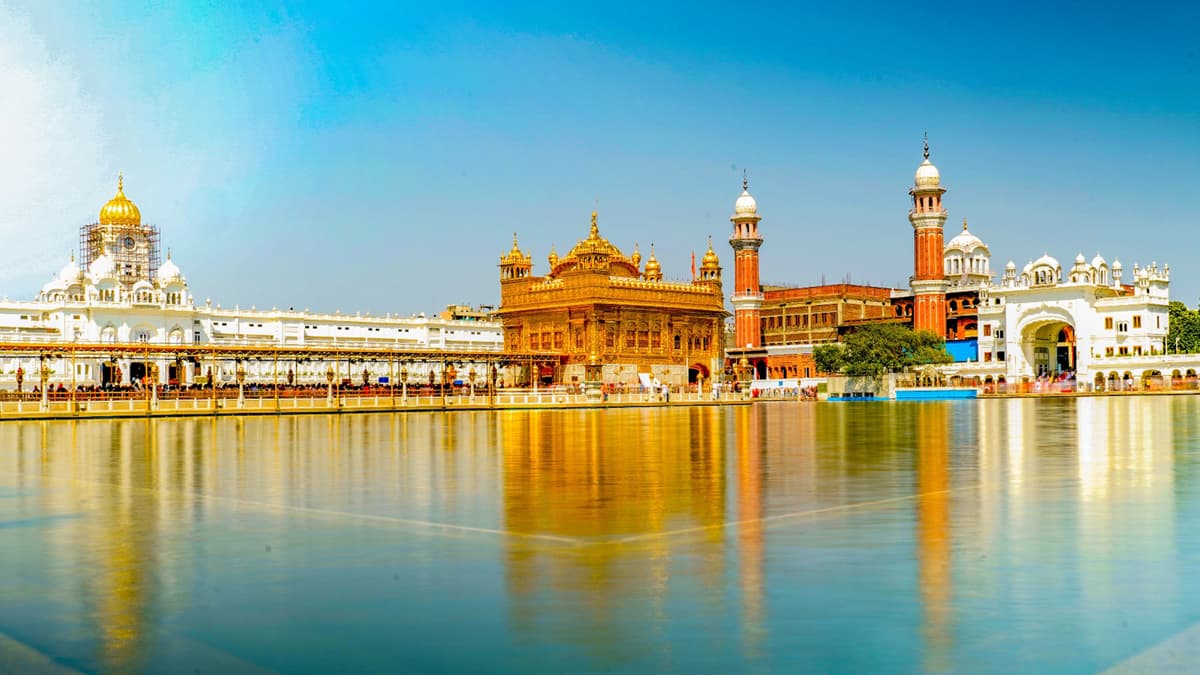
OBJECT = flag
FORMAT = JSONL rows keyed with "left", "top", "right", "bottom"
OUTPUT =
{"left": 691, "top": 251, "right": 696, "bottom": 280}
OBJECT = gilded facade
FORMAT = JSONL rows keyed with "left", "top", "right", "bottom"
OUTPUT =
{"left": 496, "top": 212, "right": 727, "bottom": 387}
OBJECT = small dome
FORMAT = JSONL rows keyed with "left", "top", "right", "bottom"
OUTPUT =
{"left": 631, "top": 244, "right": 642, "bottom": 268}
{"left": 1112, "top": 259, "right": 1123, "bottom": 269}
{"left": 1005, "top": 260, "right": 1016, "bottom": 270}
{"left": 1075, "top": 252, "right": 1086, "bottom": 265}
{"left": 914, "top": 159, "right": 941, "bottom": 188}
{"left": 99, "top": 174, "right": 142, "bottom": 226}
{"left": 1091, "top": 253, "right": 1107, "bottom": 268}
{"left": 644, "top": 244, "right": 662, "bottom": 279}
{"left": 1033, "top": 252, "right": 1060, "bottom": 269}
{"left": 945, "top": 219, "right": 986, "bottom": 251}
{"left": 547, "top": 246, "right": 558, "bottom": 269}
{"left": 89, "top": 251, "right": 116, "bottom": 281}
{"left": 701, "top": 236, "right": 720, "bottom": 268}
{"left": 58, "top": 254, "right": 81, "bottom": 283}
{"left": 733, "top": 174, "right": 758, "bottom": 218}
{"left": 157, "top": 253, "right": 185, "bottom": 284}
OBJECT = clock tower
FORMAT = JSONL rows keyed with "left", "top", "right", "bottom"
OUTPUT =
{"left": 81, "top": 174, "right": 161, "bottom": 288}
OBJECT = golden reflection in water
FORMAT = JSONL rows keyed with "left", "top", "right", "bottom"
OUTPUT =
{"left": 916, "top": 404, "right": 952, "bottom": 673}
{"left": 734, "top": 405, "right": 766, "bottom": 659}
{"left": 502, "top": 409, "right": 736, "bottom": 663}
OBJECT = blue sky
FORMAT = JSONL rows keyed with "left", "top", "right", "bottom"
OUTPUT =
{"left": 1, "top": 1, "right": 1197, "bottom": 313}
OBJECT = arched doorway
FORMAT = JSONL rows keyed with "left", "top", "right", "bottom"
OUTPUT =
{"left": 1022, "top": 319, "right": 1075, "bottom": 378}
{"left": 688, "top": 363, "right": 710, "bottom": 384}
{"left": 754, "top": 360, "right": 767, "bottom": 380}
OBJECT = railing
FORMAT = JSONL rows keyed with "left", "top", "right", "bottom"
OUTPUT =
{"left": 0, "top": 384, "right": 745, "bottom": 417}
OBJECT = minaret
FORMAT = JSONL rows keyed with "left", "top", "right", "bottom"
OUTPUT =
{"left": 909, "top": 136, "right": 949, "bottom": 338}
{"left": 729, "top": 173, "right": 763, "bottom": 349}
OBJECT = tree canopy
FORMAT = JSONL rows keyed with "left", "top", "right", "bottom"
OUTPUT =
{"left": 1166, "top": 301, "right": 1200, "bottom": 354}
{"left": 813, "top": 324, "right": 953, "bottom": 377}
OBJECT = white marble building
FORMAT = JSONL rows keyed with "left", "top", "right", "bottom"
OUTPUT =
{"left": 957, "top": 251, "right": 1174, "bottom": 386}
{"left": 0, "top": 178, "right": 503, "bottom": 388}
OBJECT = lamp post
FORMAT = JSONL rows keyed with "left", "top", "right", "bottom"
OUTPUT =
{"left": 325, "top": 365, "right": 335, "bottom": 406}
{"left": 739, "top": 355, "right": 750, "bottom": 398}
{"left": 468, "top": 366, "right": 476, "bottom": 402}
{"left": 236, "top": 363, "right": 246, "bottom": 408}
{"left": 149, "top": 363, "right": 159, "bottom": 410}
{"left": 400, "top": 364, "right": 409, "bottom": 404}
{"left": 39, "top": 355, "right": 50, "bottom": 412}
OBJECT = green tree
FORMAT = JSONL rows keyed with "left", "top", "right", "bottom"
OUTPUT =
{"left": 826, "top": 324, "right": 953, "bottom": 376}
{"left": 813, "top": 344, "right": 844, "bottom": 374}
{"left": 1166, "top": 301, "right": 1200, "bottom": 353}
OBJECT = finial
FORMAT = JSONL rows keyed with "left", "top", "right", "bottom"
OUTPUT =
{"left": 118, "top": 172, "right": 124, "bottom": 192}
{"left": 512, "top": 232, "right": 518, "bottom": 247}
{"left": 962, "top": 217, "right": 968, "bottom": 231}
{"left": 70, "top": 250, "right": 75, "bottom": 263}
{"left": 707, "top": 234, "right": 713, "bottom": 249}
{"left": 167, "top": 247, "right": 172, "bottom": 260}
{"left": 590, "top": 210, "right": 599, "bottom": 237}
{"left": 923, "top": 133, "right": 929, "bottom": 160}
{"left": 742, "top": 169, "right": 748, "bottom": 191}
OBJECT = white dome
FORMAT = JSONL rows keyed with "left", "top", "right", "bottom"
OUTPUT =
{"left": 158, "top": 256, "right": 184, "bottom": 284}
{"left": 58, "top": 256, "right": 81, "bottom": 283}
{"left": 1112, "top": 259, "right": 1123, "bottom": 269}
{"left": 1005, "top": 260, "right": 1016, "bottom": 270}
{"left": 734, "top": 189, "right": 758, "bottom": 218}
{"left": 945, "top": 222, "right": 986, "bottom": 251}
{"left": 1091, "top": 253, "right": 1107, "bottom": 268}
{"left": 1033, "top": 252, "right": 1060, "bottom": 269}
{"left": 89, "top": 252, "right": 116, "bottom": 281}
{"left": 914, "top": 159, "right": 940, "bottom": 188}
{"left": 1075, "top": 253, "right": 1087, "bottom": 265}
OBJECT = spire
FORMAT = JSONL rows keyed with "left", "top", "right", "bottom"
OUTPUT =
{"left": 590, "top": 210, "right": 599, "bottom": 238}
{"left": 962, "top": 217, "right": 968, "bottom": 231}
{"left": 923, "top": 133, "right": 929, "bottom": 160}
{"left": 118, "top": 172, "right": 124, "bottom": 193}
{"left": 742, "top": 169, "right": 748, "bottom": 191}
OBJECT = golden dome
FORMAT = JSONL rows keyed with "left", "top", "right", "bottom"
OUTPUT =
{"left": 565, "top": 211, "right": 626, "bottom": 260}
{"left": 548, "top": 245, "right": 559, "bottom": 268}
{"left": 701, "top": 236, "right": 720, "bottom": 268}
{"left": 631, "top": 243, "right": 642, "bottom": 268}
{"left": 501, "top": 232, "right": 531, "bottom": 265}
{"left": 99, "top": 173, "right": 141, "bottom": 226}
{"left": 644, "top": 244, "right": 662, "bottom": 280}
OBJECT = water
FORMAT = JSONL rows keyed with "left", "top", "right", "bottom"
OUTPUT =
{"left": 1, "top": 398, "right": 1199, "bottom": 673}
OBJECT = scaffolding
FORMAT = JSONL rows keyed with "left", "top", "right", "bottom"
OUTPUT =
{"left": 79, "top": 221, "right": 161, "bottom": 287}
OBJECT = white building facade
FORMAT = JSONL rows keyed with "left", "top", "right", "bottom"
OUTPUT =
{"left": 0, "top": 178, "right": 503, "bottom": 389}
{"left": 954, "top": 251, "right": 1175, "bottom": 388}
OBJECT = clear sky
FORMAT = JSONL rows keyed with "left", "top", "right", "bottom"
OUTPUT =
{"left": 1, "top": 1, "right": 1198, "bottom": 314}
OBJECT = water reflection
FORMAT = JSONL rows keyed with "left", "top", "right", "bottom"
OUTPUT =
{"left": 0, "top": 400, "right": 1198, "bottom": 672}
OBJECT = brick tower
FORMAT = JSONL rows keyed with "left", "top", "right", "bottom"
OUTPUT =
{"left": 729, "top": 174, "right": 763, "bottom": 350}
{"left": 909, "top": 136, "right": 949, "bottom": 338}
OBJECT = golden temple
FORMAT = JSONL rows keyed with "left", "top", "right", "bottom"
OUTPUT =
{"left": 496, "top": 212, "right": 726, "bottom": 387}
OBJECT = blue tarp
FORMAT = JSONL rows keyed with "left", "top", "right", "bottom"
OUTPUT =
{"left": 945, "top": 339, "right": 978, "bottom": 363}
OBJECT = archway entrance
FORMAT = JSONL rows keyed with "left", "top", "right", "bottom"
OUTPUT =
{"left": 129, "top": 362, "right": 148, "bottom": 385}
{"left": 688, "top": 363, "right": 709, "bottom": 384}
{"left": 1024, "top": 321, "right": 1075, "bottom": 377}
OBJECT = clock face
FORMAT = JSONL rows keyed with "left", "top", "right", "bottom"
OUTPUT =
{"left": 124, "top": 236, "right": 135, "bottom": 250}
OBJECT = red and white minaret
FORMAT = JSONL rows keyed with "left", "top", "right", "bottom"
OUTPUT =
{"left": 729, "top": 174, "right": 763, "bottom": 349}
{"left": 909, "top": 136, "right": 949, "bottom": 338}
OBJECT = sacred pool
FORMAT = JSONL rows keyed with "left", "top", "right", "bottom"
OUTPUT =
{"left": 1, "top": 398, "right": 1197, "bottom": 673}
